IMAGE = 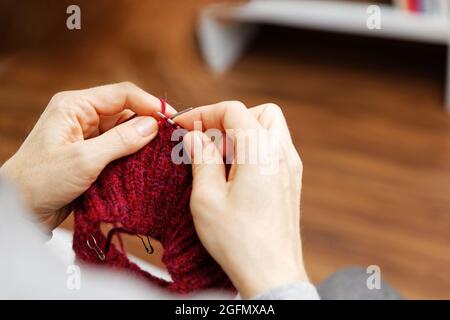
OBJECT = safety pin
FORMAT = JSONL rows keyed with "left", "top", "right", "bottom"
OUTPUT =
{"left": 86, "top": 234, "right": 106, "bottom": 261}
{"left": 136, "top": 234, "right": 154, "bottom": 255}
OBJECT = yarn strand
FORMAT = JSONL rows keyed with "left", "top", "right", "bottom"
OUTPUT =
{"left": 159, "top": 98, "right": 166, "bottom": 116}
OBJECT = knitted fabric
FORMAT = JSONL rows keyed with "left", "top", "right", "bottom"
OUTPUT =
{"left": 72, "top": 121, "right": 234, "bottom": 294}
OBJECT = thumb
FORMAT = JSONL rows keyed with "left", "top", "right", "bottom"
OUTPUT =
{"left": 84, "top": 116, "right": 158, "bottom": 167}
{"left": 183, "top": 131, "right": 227, "bottom": 196}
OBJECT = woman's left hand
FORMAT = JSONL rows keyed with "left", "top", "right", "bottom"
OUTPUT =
{"left": 1, "top": 82, "right": 175, "bottom": 230}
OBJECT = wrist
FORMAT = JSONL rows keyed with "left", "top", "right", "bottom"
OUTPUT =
{"left": 1, "top": 157, "right": 37, "bottom": 216}
{"left": 230, "top": 258, "right": 310, "bottom": 299}
{"left": 0, "top": 158, "right": 18, "bottom": 187}
{"left": 1, "top": 157, "right": 27, "bottom": 200}
{"left": 1, "top": 159, "right": 55, "bottom": 238}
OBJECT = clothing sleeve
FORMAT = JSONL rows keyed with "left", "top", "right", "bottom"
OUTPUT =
{"left": 0, "top": 177, "right": 227, "bottom": 299}
{"left": 0, "top": 176, "right": 316, "bottom": 300}
{"left": 252, "top": 282, "right": 320, "bottom": 300}
{"left": 0, "top": 176, "right": 174, "bottom": 299}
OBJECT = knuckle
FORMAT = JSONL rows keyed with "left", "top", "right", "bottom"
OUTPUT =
{"left": 216, "top": 100, "right": 247, "bottom": 114}
{"left": 219, "top": 101, "right": 248, "bottom": 122}
{"left": 119, "top": 81, "right": 138, "bottom": 91}
{"left": 190, "top": 190, "right": 211, "bottom": 210}
{"left": 190, "top": 188, "right": 221, "bottom": 214}
{"left": 112, "top": 126, "right": 138, "bottom": 150}
{"left": 49, "top": 91, "right": 84, "bottom": 113}
{"left": 261, "top": 103, "right": 286, "bottom": 123}
{"left": 226, "top": 100, "right": 247, "bottom": 111}
{"left": 264, "top": 103, "right": 283, "bottom": 114}
{"left": 50, "top": 91, "right": 67, "bottom": 103}
{"left": 49, "top": 91, "right": 71, "bottom": 107}
{"left": 290, "top": 152, "right": 303, "bottom": 173}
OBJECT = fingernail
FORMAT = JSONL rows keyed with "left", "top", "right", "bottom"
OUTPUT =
{"left": 133, "top": 117, "right": 157, "bottom": 137}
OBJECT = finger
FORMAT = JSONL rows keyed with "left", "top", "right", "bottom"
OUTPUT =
{"left": 82, "top": 116, "right": 158, "bottom": 168}
{"left": 249, "top": 104, "right": 301, "bottom": 171}
{"left": 175, "top": 101, "right": 261, "bottom": 132}
{"left": 83, "top": 110, "right": 136, "bottom": 139}
{"left": 61, "top": 82, "right": 177, "bottom": 117}
{"left": 248, "top": 103, "right": 292, "bottom": 142}
{"left": 183, "top": 131, "right": 227, "bottom": 196}
{"left": 98, "top": 109, "right": 135, "bottom": 134}
{"left": 214, "top": 132, "right": 234, "bottom": 164}
{"left": 176, "top": 101, "right": 264, "bottom": 178}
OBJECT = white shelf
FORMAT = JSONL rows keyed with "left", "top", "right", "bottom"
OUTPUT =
{"left": 222, "top": 1, "right": 450, "bottom": 44}
{"left": 198, "top": 0, "right": 450, "bottom": 110}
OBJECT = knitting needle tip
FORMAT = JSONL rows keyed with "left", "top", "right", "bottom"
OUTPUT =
{"left": 170, "top": 107, "right": 194, "bottom": 120}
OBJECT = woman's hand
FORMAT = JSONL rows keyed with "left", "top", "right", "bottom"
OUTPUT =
{"left": 0, "top": 82, "right": 175, "bottom": 230}
{"left": 176, "top": 101, "right": 309, "bottom": 299}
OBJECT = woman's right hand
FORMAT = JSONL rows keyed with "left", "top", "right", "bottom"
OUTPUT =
{"left": 177, "top": 101, "right": 309, "bottom": 299}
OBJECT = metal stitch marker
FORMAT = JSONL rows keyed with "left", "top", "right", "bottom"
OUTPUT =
{"left": 137, "top": 234, "right": 154, "bottom": 254}
{"left": 87, "top": 234, "right": 106, "bottom": 261}
{"left": 88, "top": 230, "right": 155, "bottom": 261}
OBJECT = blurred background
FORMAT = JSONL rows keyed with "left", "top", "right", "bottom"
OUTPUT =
{"left": 1, "top": 0, "right": 449, "bottom": 299}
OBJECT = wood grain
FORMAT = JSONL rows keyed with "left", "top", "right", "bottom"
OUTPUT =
{"left": 0, "top": 1, "right": 449, "bottom": 299}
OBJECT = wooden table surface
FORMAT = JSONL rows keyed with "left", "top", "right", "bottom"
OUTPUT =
{"left": 1, "top": 1, "right": 449, "bottom": 299}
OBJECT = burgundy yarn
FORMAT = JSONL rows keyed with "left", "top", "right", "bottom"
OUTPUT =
{"left": 72, "top": 118, "right": 234, "bottom": 294}
{"left": 160, "top": 98, "right": 166, "bottom": 116}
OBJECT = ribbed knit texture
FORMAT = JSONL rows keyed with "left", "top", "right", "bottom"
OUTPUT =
{"left": 72, "top": 122, "right": 234, "bottom": 293}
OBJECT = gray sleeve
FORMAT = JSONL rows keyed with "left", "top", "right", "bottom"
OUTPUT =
{"left": 0, "top": 177, "right": 229, "bottom": 299}
{"left": 0, "top": 177, "right": 173, "bottom": 299}
{"left": 252, "top": 282, "right": 320, "bottom": 300}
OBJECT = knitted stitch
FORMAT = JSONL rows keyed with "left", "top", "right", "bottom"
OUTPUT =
{"left": 72, "top": 121, "right": 234, "bottom": 294}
